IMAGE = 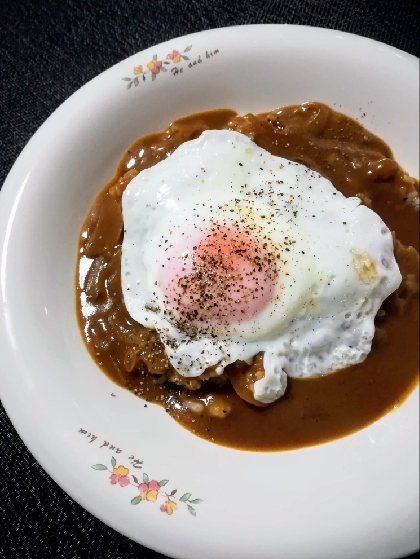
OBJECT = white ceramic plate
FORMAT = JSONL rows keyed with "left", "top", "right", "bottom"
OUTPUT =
{"left": 0, "top": 25, "right": 419, "bottom": 559}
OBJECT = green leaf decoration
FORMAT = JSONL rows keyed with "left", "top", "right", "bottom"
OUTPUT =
{"left": 133, "top": 77, "right": 139, "bottom": 86}
{"left": 184, "top": 45, "right": 192, "bottom": 52}
{"left": 131, "top": 496, "right": 142, "bottom": 505}
{"left": 122, "top": 77, "right": 132, "bottom": 81}
{"left": 142, "top": 75, "right": 146, "bottom": 82}
{"left": 164, "top": 61, "right": 170, "bottom": 65}
{"left": 161, "top": 67, "right": 167, "bottom": 72}
{"left": 142, "top": 473, "right": 149, "bottom": 484}
{"left": 127, "top": 81, "right": 133, "bottom": 90}
{"left": 189, "top": 499, "right": 202, "bottom": 504}
{"left": 91, "top": 464, "right": 107, "bottom": 470}
{"left": 152, "top": 73, "right": 156, "bottom": 82}
{"left": 153, "top": 54, "right": 157, "bottom": 61}
{"left": 159, "top": 480, "right": 169, "bottom": 487}
{"left": 132, "top": 475, "right": 139, "bottom": 485}
{"left": 179, "top": 493, "right": 192, "bottom": 502}
{"left": 111, "top": 456, "right": 116, "bottom": 468}
{"left": 182, "top": 56, "right": 189, "bottom": 60}
{"left": 187, "top": 505, "right": 197, "bottom": 516}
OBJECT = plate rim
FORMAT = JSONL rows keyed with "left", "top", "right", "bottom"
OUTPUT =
{"left": 0, "top": 23, "right": 419, "bottom": 559}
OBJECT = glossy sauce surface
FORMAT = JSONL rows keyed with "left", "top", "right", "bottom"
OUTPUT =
{"left": 77, "top": 103, "right": 419, "bottom": 450}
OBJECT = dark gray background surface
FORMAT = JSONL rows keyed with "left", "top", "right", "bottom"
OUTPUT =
{"left": 1, "top": 1, "right": 419, "bottom": 558}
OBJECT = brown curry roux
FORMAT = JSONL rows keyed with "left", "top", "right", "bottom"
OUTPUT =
{"left": 76, "top": 103, "right": 419, "bottom": 451}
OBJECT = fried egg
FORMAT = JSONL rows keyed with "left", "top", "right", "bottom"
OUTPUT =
{"left": 121, "top": 130, "right": 401, "bottom": 404}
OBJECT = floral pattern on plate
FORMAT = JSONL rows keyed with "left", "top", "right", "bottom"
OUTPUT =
{"left": 92, "top": 456, "right": 202, "bottom": 516}
{"left": 123, "top": 46, "right": 192, "bottom": 88}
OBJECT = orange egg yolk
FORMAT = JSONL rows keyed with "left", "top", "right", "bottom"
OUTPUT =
{"left": 159, "top": 224, "right": 278, "bottom": 328}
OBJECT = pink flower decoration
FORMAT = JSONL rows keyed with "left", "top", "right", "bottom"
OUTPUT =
{"left": 160, "top": 499, "right": 178, "bottom": 515}
{"left": 139, "top": 479, "right": 160, "bottom": 492}
{"left": 147, "top": 60, "right": 162, "bottom": 74}
{"left": 166, "top": 50, "right": 182, "bottom": 63}
{"left": 138, "top": 479, "right": 160, "bottom": 501}
{"left": 109, "top": 473, "right": 130, "bottom": 487}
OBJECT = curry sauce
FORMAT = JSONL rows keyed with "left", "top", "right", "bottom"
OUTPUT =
{"left": 76, "top": 103, "right": 419, "bottom": 451}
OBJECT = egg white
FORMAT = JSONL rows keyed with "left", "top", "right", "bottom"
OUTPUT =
{"left": 122, "top": 130, "right": 401, "bottom": 404}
